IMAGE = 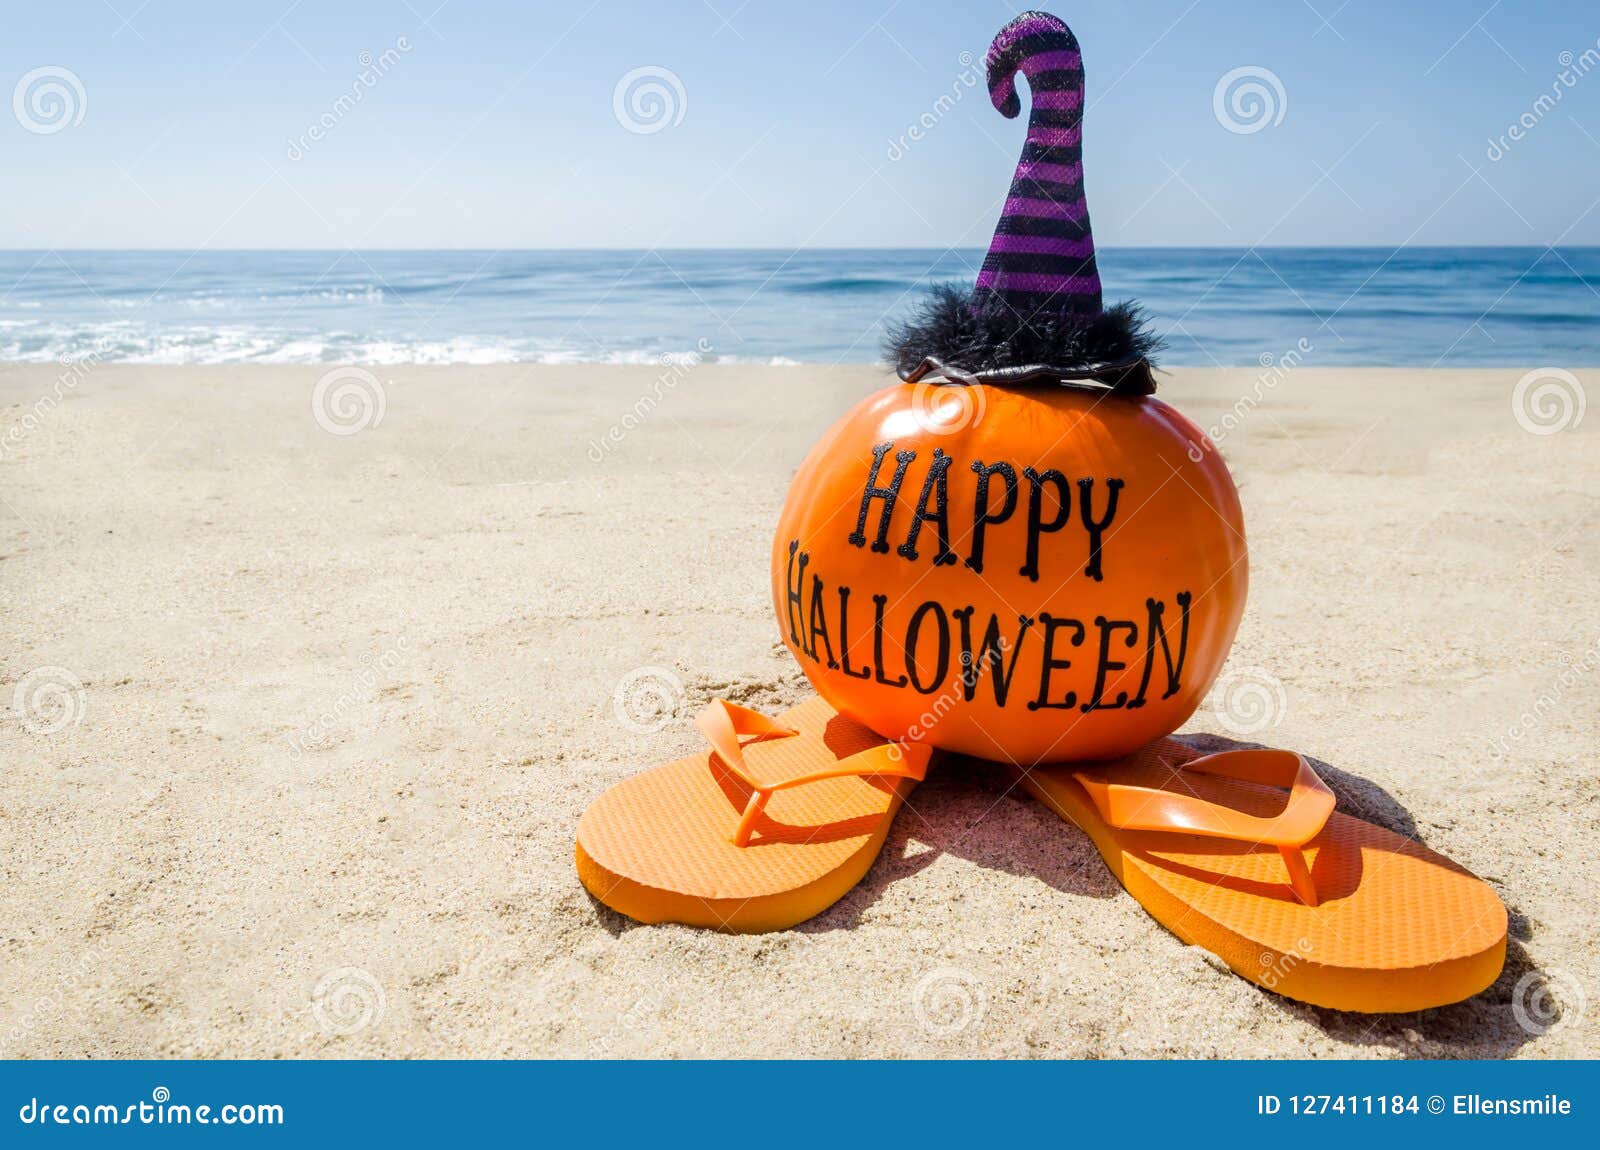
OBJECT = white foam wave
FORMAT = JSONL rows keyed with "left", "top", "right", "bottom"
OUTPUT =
{"left": 0, "top": 325, "right": 803, "bottom": 366}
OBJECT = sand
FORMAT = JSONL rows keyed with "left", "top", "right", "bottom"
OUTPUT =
{"left": 1, "top": 362, "right": 1594, "bottom": 1059}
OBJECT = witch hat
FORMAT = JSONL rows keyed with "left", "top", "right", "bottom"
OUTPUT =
{"left": 889, "top": 10, "right": 1157, "bottom": 392}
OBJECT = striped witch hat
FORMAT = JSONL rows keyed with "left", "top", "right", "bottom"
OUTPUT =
{"left": 889, "top": 10, "right": 1156, "bottom": 392}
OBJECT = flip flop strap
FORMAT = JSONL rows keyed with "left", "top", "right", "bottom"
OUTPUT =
{"left": 1072, "top": 749, "right": 1334, "bottom": 906}
{"left": 695, "top": 700, "right": 930, "bottom": 846}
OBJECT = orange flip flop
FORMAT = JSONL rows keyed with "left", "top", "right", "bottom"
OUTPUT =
{"left": 577, "top": 696, "right": 930, "bottom": 933}
{"left": 1012, "top": 740, "right": 1507, "bottom": 1012}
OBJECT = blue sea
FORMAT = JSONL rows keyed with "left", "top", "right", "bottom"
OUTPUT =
{"left": 1, "top": 248, "right": 1595, "bottom": 366}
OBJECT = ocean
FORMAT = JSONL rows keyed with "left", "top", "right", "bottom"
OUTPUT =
{"left": 1, "top": 247, "right": 1595, "bottom": 367}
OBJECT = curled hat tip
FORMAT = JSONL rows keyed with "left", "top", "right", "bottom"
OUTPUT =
{"left": 985, "top": 10, "right": 1081, "bottom": 117}
{"left": 988, "top": 9, "right": 1074, "bottom": 56}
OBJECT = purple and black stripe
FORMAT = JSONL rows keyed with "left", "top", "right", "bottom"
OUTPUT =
{"left": 885, "top": 10, "right": 1156, "bottom": 387}
{"left": 973, "top": 11, "right": 1101, "bottom": 319}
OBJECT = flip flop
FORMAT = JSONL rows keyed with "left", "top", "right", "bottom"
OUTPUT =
{"left": 1011, "top": 739, "right": 1507, "bottom": 1012}
{"left": 577, "top": 696, "right": 930, "bottom": 932}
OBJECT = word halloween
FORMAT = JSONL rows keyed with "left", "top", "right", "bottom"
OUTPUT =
{"left": 784, "top": 441, "right": 1195, "bottom": 713}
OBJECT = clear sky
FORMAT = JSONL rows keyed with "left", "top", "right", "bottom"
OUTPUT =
{"left": 4, "top": 0, "right": 1599, "bottom": 248}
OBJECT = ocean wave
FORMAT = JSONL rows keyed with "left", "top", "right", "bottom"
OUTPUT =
{"left": 0, "top": 327, "right": 801, "bottom": 366}
{"left": 3, "top": 248, "right": 1598, "bottom": 367}
{"left": 783, "top": 276, "right": 907, "bottom": 294}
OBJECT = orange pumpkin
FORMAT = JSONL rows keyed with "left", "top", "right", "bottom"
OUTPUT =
{"left": 771, "top": 380, "right": 1246, "bottom": 764}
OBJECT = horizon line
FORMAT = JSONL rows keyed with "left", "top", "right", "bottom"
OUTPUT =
{"left": 3, "top": 243, "right": 1598, "bottom": 254}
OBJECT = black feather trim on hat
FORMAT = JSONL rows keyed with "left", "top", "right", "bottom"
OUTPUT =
{"left": 885, "top": 285, "right": 1161, "bottom": 392}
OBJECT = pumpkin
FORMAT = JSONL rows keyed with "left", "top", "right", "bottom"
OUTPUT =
{"left": 771, "top": 380, "right": 1246, "bottom": 764}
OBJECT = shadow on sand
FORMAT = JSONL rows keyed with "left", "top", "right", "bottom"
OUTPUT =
{"left": 582, "top": 730, "right": 1549, "bottom": 1057}
{"left": 809, "top": 731, "right": 1545, "bottom": 1057}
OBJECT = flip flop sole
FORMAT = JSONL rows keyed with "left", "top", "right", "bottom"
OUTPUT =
{"left": 577, "top": 696, "right": 918, "bottom": 933}
{"left": 1015, "top": 738, "right": 1507, "bottom": 1013}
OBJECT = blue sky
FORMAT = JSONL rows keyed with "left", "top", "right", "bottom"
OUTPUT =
{"left": 4, "top": 0, "right": 1599, "bottom": 248}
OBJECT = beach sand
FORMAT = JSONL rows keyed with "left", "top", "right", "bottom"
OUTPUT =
{"left": 1, "top": 362, "right": 1594, "bottom": 1059}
